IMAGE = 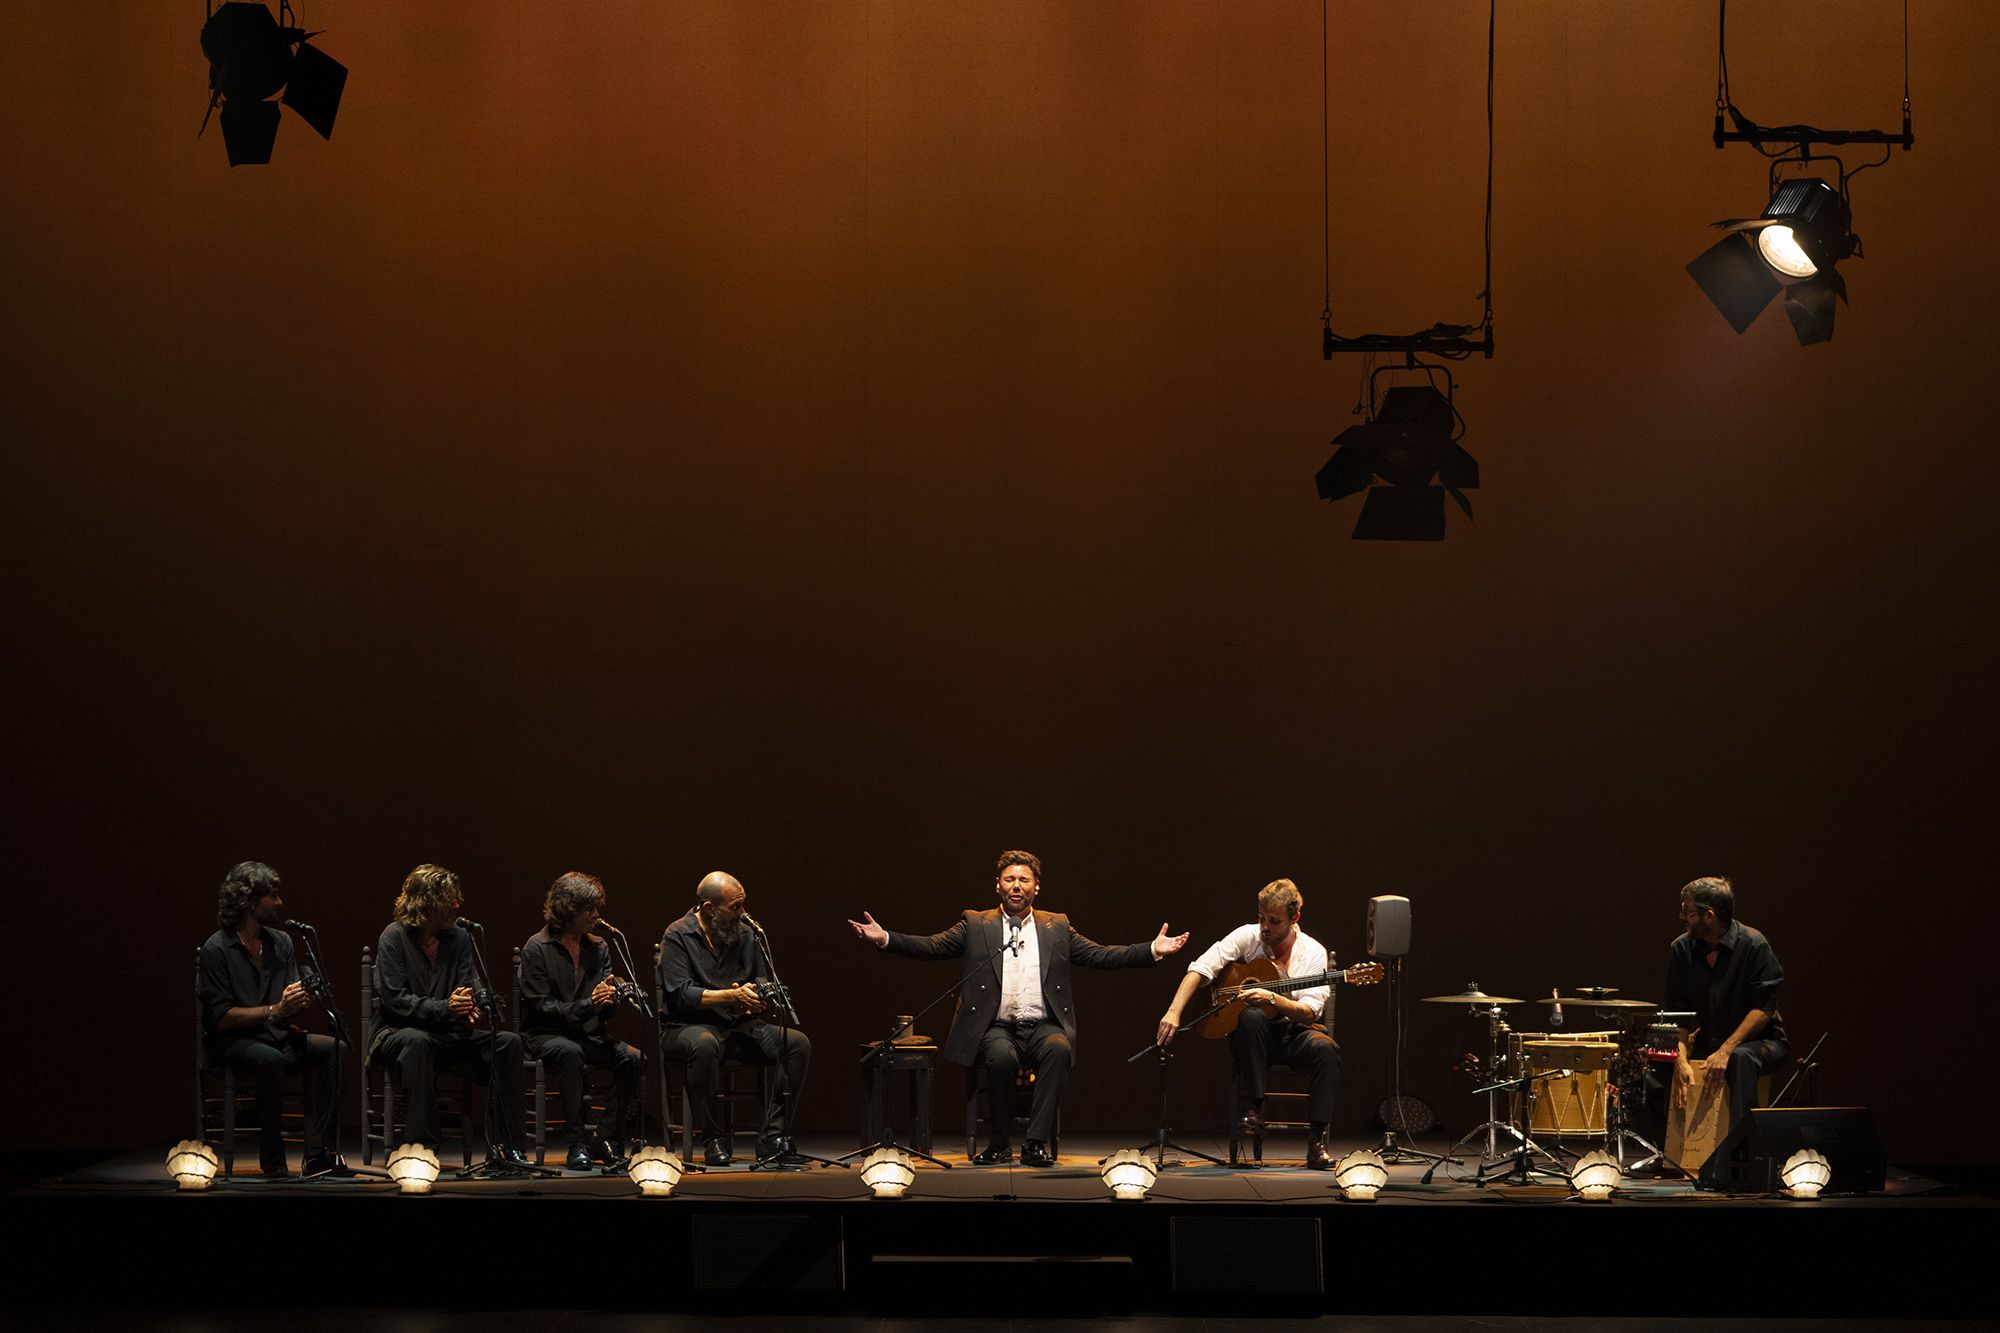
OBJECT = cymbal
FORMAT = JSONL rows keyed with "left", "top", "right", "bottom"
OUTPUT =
{"left": 1421, "top": 987, "right": 1525, "bottom": 1005}
{"left": 1538, "top": 996, "right": 1656, "bottom": 1009}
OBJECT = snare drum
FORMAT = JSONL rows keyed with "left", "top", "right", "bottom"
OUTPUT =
{"left": 1519, "top": 1040, "right": 1615, "bottom": 1136}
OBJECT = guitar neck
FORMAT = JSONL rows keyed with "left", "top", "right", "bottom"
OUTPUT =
{"left": 1253, "top": 967, "right": 1358, "bottom": 995}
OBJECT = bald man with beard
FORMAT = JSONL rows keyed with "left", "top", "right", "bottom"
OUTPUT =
{"left": 657, "top": 872, "right": 812, "bottom": 1166}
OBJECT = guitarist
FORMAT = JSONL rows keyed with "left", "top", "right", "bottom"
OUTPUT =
{"left": 658, "top": 871, "right": 812, "bottom": 1166}
{"left": 1155, "top": 879, "right": 1341, "bottom": 1168}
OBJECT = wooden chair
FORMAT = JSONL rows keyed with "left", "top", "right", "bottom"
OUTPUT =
{"left": 358, "top": 946, "right": 473, "bottom": 1167}
{"left": 194, "top": 950, "right": 314, "bottom": 1176}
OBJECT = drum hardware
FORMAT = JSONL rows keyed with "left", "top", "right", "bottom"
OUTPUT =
{"left": 1469, "top": 1064, "right": 1576, "bottom": 1185}
{"left": 1442, "top": 997, "right": 1543, "bottom": 1167}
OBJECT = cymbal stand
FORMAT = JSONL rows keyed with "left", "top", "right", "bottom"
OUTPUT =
{"left": 1446, "top": 1004, "right": 1530, "bottom": 1163}
{"left": 1604, "top": 1017, "right": 1667, "bottom": 1172}
{"left": 1472, "top": 1068, "right": 1570, "bottom": 1185}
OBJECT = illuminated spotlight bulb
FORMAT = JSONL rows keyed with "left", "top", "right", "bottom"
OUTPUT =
{"left": 1099, "top": 1149, "right": 1158, "bottom": 1201}
{"left": 167, "top": 1139, "right": 221, "bottom": 1191}
{"left": 1332, "top": 1149, "right": 1389, "bottom": 1201}
{"left": 860, "top": 1147, "right": 916, "bottom": 1199}
{"left": 1569, "top": 1149, "right": 1622, "bottom": 1201}
{"left": 1782, "top": 1148, "right": 1833, "bottom": 1199}
{"left": 1757, "top": 225, "right": 1818, "bottom": 278}
{"left": 627, "top": 1145, "right": 685, "bottom": 1198}
{"left": 386, "top": 1143, "right": 441, "bottom": 1195}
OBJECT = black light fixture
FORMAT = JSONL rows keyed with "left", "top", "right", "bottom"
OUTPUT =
{"left": 198, "top": 1, "right": 347, "bottom": 166}
{"left": 1316, "top": 374, "right": 1478, "bottom": 542}
{"left": 1687, "top": 174, "right": 1857, "bottom": 345}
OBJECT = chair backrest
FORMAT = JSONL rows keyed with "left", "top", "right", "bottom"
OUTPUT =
{"left": 359, "top": 946, "right": 377, "bottom": 1053}
{"left": 194, "top": 949, "right": 211, "bottom": 1071}
{"left": 511, "top": 946, "right": 524, "bottom": 1030}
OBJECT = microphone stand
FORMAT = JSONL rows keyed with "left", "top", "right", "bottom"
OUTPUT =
{"left": 455, "top": 918, "right": 556, "bottom": 1179}
{"left": 745, "top": 918, "right": 842, "bottom": 1170}
{"left": 833, "top": 931, "right": 1024, "bottom": 1169}
{"left": 288, "top": 922, "right": 384, "bottom": 1180}
{"left": 1771, "top": 1030, "right": 1826, "bottom": 1108}
{"left": 1116, "top": 998, "right": 1228, "bottom": 1170}
{"left": 1471, "top": 1067, "right": 1573, "bottom": 1186}
{"left": 595, "top": 920, "right": 652, "bottom": 1160}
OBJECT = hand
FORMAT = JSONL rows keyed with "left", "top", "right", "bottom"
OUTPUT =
{"left": 848, "top": 911, "right": 888, "bottom": 947}
{"left": 277, "top": 981, "right": 311, "bottom": 1017}
{"left": 1702, "top": 1048, "right": 1731, "bottom": 1084}
{"left": 1672, "top": 1058, "right": 1696, "bottom": 1109}
{"left": 1240, "top": 986, "right": 1280, "bottom": 1014}
{"left": 1155, "top": 1015, "right": 1180, "bottom": 1047}
{"left": 732, "top": 984, "right": 767, "bottom": 1015}
{"left": 1152, "top": 923, "right": 1190, "bottom": 958}
{"left": 448, "top": 985, "right": 477, "bottom": 1018}
{"left": 591, "top": 979, "right": 620, "bottom": 1008}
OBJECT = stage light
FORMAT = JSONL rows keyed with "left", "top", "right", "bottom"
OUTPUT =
{"left": 1316, "top": 383, "right": 1478, "bottom": 541}
{"left": 167, "top": 1140, "right": 221, "bottom": 1191}
{"left": 860, "top": 1147, "right": 916, "bottom": 1199}
{"left": 386, "top": 1143, "right": 441, "bottom": 1195}
{"left": 1781, "top": 1148, "right": 1832, "bottom": 1199}
{"left": 198, "top": 1, "right": 348, "bottom": 166}
{"left": 627, "top": 1146, "right": 685, "bottom": 1198}
{"left": 1568, "top": 1149, "right": 1621, "bottom": 1201}
{"left": 1687, "top": 178, "right": 1856, "bottom": 346}
{"left": 1099, "top": 1149, "right": 1158, "bottom": 1201}
{"left": 1332, "top": 1149, "right": 1388, "bottom": 1201}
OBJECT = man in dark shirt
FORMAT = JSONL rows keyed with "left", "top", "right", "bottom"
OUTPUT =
{"left": 847, "top": 850, "right": 1188, "bottom": 1167}
{"left": 369, "top": 863, "right": 529, "bottom": 1165}
{"left": 197, "top": 860, "right": 344, "bottom": 1177}
{"left": 657, "top": 871, "right": 811, "bottom": 1167}
{"left": 1663, "top": 875, "right": 1788, "bottom": 1135}
{"left": 519, "top": 870, "right": 644, "bottom": 1170}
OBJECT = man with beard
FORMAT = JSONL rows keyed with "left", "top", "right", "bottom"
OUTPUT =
{"left": 657, "top": 871, "right": 812, "bottom": 1167}
{"left": 370, "top": 863, "right": 530, "bottom": 1166}
{"left": 197, "top": 860, "right": 345, "bottom": 1177}
{"left": 519, "top": 871, "right": 645, "bottom": 1170}
{"left": 1154, "top": 878, "right": 1343, "bottom": 1168}
{"left": 847, "top": 849, "right": 1189, "bottom": 1168}
{"left": 1665, "top": 875, "right": 1788, "bottom": 1136}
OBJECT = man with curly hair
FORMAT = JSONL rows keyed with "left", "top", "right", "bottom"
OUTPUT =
{"left": 519, "top": 871, "right": 644, "bottom": 1170}
{"left": 197, "top": 860, "right": 345, "bottom": 1177}
{"left": 370, "top": 863, "right": 529, "bottom": 1166}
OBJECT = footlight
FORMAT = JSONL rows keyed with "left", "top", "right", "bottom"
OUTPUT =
{"left": 1569, "top": 1149, "right": 1621, "bottom": 1201}
{"left": 627, "top": 1146, "right": 684, "bottom": 1198}
{"left": 1332, "top": 1149, "right": 1388, "bottom": 1200}
{"left": 167, "top": 1140, "right": 221, "bottom": 1191}
{"left": 386, "top": 1143, "right": 441, "bottom": 1195}
{"left": 861, "top": 1147, "right": 916, "bottom": 1199}
{"left": 1099, "top": 1149, "right": 1157, "bottom": 1201}
{"left": 1781, "top": 1148, "right": 1832, "bottom": 1199}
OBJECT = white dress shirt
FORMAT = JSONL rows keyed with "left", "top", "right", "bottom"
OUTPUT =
{"left": 997, "top": 912, "right": 1047, "bottom": 1023}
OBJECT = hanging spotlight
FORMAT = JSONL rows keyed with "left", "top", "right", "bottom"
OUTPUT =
{"left": 1331, "top": 1149, "right": 1388, "bottom": 1201}
{"left": 1568, "top": 1149, "right": 1622, "bottom": 1202}
{"left": 627, "top": 1146, "right": 686, "bottom": 1198}
{"left": 386, "top": 1143, "right": 441, "bottom": 1195}
{"left": 1316, "top": 376, "right": 1478, "bottom": 542}
{"left": 1781, "top": 1148, "right": 1832, "bottom": 1199}
{"left": 1098, "top": 1149, "right": 1158, "bottom": 1201}
{"left": 167, "top": 1140, "right": 221, "bottom": 1191}
{"left": 198, "top": 1, "right": 348, "bottom": 166}
{"left": 860, "top": 1147, "right": 917, "bottom": 1199}
{"left": 1687, "top": 177, "right": 1857, "bottom": 345}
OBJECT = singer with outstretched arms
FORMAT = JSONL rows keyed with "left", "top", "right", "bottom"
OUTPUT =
{"left": 657, "top": 871, "right": 812, "bottom": 1167}
{"left": 368, "top": 863, "right": 530, "bottom": 1165}
{"left": 518, "top": 871, "right": 645, "bottom": 1171}
{"left": 847, "top": 849, "right": 1189, "bottom": 1168}
{"left": 197, "top": 860, "right": 346, "bottom": 1177}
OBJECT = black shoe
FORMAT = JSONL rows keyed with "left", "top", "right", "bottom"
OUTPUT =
{"left": 1305, "top": 1135, "right": 1333, "bottom": 1171}
{"left": 971, "top": 1143, "right": 1012, "bottom": 1166}
{"left": 1021, "top": 1140, "right": 1056, "bottom": 1168}
{"left": 703, "top": 1137, "right": 733, "bottom": 1167}
{"left": 300, "top": 1153, "right": 351, "bottom": 1178}
{"left": 565, "top": 1143, "right": 593, "bottom": 1171}
{"left": 487, "top": 1146, "right": 534, "bottom": 1170}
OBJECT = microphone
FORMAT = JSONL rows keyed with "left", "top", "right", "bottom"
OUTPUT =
{"left": 1549, "top": 988, "right": 1564, "bottom": 1029}
{"left": 456, "top": 916, "right": 485, "bottom": 932}
{"left": 1007, "top": 922, "right": 1023, "bottom": 956}
{"left": 596, "top": 918, "right": 626, "bottom": 936}
{"left": 282, "top": 919, "right": 316, "bottom": 933}
{"left": 743, "top": 913, "right": 769, "bottom": 935}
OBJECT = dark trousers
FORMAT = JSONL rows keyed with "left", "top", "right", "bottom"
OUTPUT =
{"left": 1712, "top": 1036, "right": 1789, "bottom": 1135}
{"left": 527, "top": 1033, "right": 643, "bottom": 1146}
{"left": 1230, "top": 1007, "right": 1340, "bottom": 1124}
{"left": 374, "top": 1025, "right": 526, "bottom": 1150}
{"left": 661, "top": 1021, "right": 812, "bottom": 1143}
{"left": 977, "top": 1019, "right": 1071, "bottom": 1146}
{"left": 211, "top": 1031, "right": 343, "bottom": 1170}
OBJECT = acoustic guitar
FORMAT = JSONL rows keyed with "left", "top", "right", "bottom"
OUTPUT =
{"left": 1197, "top": 959, "right": 1385, "bottom": 1038}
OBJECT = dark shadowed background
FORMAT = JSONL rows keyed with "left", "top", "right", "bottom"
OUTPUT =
{"left": 4, "top": 1, "right": 1995, "bottom": 1163}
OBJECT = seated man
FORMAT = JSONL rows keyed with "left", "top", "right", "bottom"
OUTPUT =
{"left": 369, "top": 863, "right": 529, "bottom": 1166}
{"left": 657, "top": 872, "right": 811, "bottom": 1166}
{"left": 519, "top": 871, "right": 644, "bottom": 1170}
{"left": 1156, "top": 878, "right": 1341, "bottom": 1168}
{"left": 1666, "top": 875, "right": 1788, "bottom": 1136}
{"left": 848, "top": 849, "right": 1187, "bottom": 1167}
{"left": 197, "top": 860, "right": 345, "bottom": 1177}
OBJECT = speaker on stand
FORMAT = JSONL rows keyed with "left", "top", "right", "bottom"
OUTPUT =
{"left": 1368, "top": 895, "right": 1450, "bottom": 1167}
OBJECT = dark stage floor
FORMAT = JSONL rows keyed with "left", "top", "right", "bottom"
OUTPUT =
{"left": 8, "top": 1134, "right": 1994, "bottom": 1320}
